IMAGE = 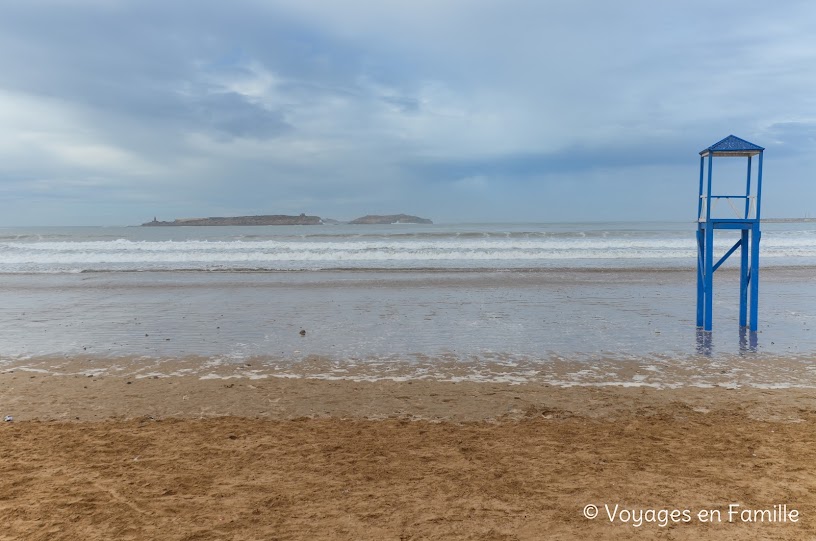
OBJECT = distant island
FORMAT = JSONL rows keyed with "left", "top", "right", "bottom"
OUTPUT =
{"left": 142, "top": 214, "right": 321, "bottom": 226}
{"left": 141, "top": 213, "right": 432, "bottom": 226}
{"left": 348, "top": 214, "right": 433, "bottom": 225}
{"left": 762, "top": 218, "right": 816, "bottom": 223}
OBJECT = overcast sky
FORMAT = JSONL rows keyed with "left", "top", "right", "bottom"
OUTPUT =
{"left": 1, "top": 0, "right": 814, "bottom": 225}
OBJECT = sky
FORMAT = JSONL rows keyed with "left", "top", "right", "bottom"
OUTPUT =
{"left": 1, "top": 0, "right": 815, "bottom": 226}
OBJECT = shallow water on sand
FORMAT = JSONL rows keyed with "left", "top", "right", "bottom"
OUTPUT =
{"left": 1, "top": 268, "right": 814, "bottom": 366}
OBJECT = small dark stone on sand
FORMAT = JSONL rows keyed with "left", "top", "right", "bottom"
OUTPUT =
{"left": 299, "top": 329, "right": 306, "bottom": 336}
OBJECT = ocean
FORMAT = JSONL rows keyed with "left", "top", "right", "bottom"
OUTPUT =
{"left": 2, "top": 221, "right": 816, "bottom": 273}
{"left": 1, "top": 221, "right": 815, "bottom": 386}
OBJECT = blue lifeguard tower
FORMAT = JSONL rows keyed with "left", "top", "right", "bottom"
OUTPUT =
{"left": 697, "top": 135, "right": 764, "bottom": 332}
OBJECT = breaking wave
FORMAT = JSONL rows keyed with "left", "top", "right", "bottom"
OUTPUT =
{"left": 1, "top": 225, "right": 815, "bottom": 273}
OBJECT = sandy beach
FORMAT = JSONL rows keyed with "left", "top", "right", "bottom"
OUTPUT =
{"left": 2, "top": 371, "right": 815, "bottom": 540}
{"left": 2, "top": 225, "right": 815, "bottom": 539}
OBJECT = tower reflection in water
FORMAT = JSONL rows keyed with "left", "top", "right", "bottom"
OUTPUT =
{"left": 696, "top": 327, "right": 758, "bottom": 356}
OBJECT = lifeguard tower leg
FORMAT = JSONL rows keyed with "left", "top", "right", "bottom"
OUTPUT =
{"left": 739, "top": 229, "right": 748, "bottom": 327}
{"left": 696, "top": 228, "right": 704, "bottom": 327}
{"left": 704, "top": 224, "right": 714, "bottom": 331}
{"left": 749, "top": 225, "right": 760, "bottom": 331}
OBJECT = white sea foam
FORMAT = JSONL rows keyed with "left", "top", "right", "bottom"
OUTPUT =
{"left": 1, "top": 224, "right": 815, "bottom": 272}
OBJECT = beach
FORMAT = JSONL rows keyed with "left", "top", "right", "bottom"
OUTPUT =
{"left": 2, "top": 376, "right": 816, "bottom": 540}
{"left": 6, "top": 0, "right": 816, "bottom": 537}
{"left": 1, "top": 222, "right": 816, "bottom": 539}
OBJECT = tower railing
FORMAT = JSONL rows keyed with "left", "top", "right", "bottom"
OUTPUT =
{"left": 698, "top": 195, "right": 757, "bottom": 221}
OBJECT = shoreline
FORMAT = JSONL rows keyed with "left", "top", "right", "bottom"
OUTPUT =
{"left": 3, "top": 368, "right": 816, "bottom": 422}
{"left": 3, "top": 263, "right": 816, "bottom": 275}
{"left": 3, "top": 352, "right": 816, "bottom": 397}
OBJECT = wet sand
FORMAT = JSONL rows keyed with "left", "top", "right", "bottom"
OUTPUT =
{"left": 2, "top": 372, "right": 815, "bottom": 540}
{"left": 2, "top": 267, "right": 815, "bottom": 362}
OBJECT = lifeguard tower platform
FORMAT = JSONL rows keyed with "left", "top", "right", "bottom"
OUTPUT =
{"left": 697, "top": 135, "right": 764, "bottom": 332}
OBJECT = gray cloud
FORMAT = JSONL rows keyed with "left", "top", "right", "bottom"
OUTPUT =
{"left": 765, "top": 121, "right": 816, "bottom": 151}
{"left": 1, "top": 0, "right": 815, "bottom": 225}
{"left": 183, "top": 92, "right": 291, "bottom": 140}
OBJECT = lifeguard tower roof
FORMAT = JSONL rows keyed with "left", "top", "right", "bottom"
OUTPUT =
{"left": 700, "top": 135, "right": 764, "bottom": 157}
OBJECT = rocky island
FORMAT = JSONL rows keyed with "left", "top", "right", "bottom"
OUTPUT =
{"left": 141, "top": 213, "right": 433, "bottom": 226}
{"left": 142, "top": 214, "right": 321, "bottom": 226}
{"left": 348, "top": 214, "right": 433, "bottom": 225}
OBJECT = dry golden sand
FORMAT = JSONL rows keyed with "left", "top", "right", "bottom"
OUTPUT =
{"left": 1, "top": 373, "right": 816, "bottom": 540}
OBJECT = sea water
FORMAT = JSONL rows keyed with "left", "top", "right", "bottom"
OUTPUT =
{"left": 1, "top": 222, "right": 815, "bottom": 385}
{"left": 1, "top": 221, "right": 815, "bottom": 273}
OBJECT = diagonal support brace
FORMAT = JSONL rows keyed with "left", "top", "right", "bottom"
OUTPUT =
{"left": 712, "top": 239, "right": 742, "bottom": 273}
